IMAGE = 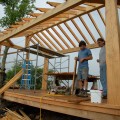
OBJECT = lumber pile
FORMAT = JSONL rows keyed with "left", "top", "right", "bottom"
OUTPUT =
{"left": 0, "top": 108, "right": 31, "bottom": 120}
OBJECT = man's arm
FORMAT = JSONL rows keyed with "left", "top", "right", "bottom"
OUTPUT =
{"left": 74, "top": 57, "right": 79, "bottom": 61}
{"left": 80, "top": 55, "right": 93, "bottom": 63}
{"left": 84, "top": 55, "right": 93, "bottom": 60}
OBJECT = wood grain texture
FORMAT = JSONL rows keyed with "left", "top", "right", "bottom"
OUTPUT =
{"left": 105, "top": 0, "right": 120, "bottom": 105}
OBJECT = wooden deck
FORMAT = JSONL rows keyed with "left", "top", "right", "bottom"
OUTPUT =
{"left": 2, "top": 89, "right": 120, "bottom": 120}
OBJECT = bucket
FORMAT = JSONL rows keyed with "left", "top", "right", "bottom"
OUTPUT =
{"left": 90, "top": 90, "right": 102, "bottom": 103}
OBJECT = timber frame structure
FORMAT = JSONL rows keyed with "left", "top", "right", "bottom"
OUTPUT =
{"left": 0, "top": 0, "right": 120, "bottom": 120}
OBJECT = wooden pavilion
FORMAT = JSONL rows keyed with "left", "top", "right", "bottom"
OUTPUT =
{"left": 0, "top": 0, "right": 120, "bottom": 120}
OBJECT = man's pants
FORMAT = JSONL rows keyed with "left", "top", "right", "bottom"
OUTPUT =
{"left": 100, "top": 64, "right": 107, "bottom": 96}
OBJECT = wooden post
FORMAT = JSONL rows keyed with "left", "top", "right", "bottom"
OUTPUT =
{"left": 71, "top": 59, "right": 77, "bottom": 94}
{"left": 42, "top": 58, "right": 49, "bottom": 90}
{"left": 25, "top": 36, "right": 31, "bottom": 60}
{"left": 105, "top": 0, "right": 120, "bottom": 105}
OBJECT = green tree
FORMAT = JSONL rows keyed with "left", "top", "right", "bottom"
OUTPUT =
{"left": 6, "top": 62, "right": 22, "bottom": 82}
{"left": 0, "top": 0, "right": 35, "bottom": 70}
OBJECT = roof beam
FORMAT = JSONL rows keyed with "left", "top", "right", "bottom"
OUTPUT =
{"left": 36, "top": 33, "right": 53, "bottom": 50}
{"left": 64, "top": 22, "right": 80, "bottom": 43}
{"left": 36, "top": 8, "right": 51, "bottom": 13}
{"left": 58, "top": 25, "right": 77, "bottom": 47}
{"left": 97, "top": 9, "right": 106, "bottom": 25}
{"left": 46, "top": 29, "right": 65, "bottom": 50}
{"left": 47, "top": 2, "right": 61, "bottom": 7}
{"left": 71, "top": 19, "right": 90, "bottom": 44}
{"left": 79, "top": 16, "right": 97, "bottom": 43}
{"left": 52, "top": 27, "right": 70, "bottom": 49}
{"left": 0, "top": 41, "right": 22, "bottom": 49}
{"left": 59, "top": 43, "right": 99, "bottom": 54}
{"left": 15, "top": 21, "right": 27, "bottom": 25}
{"left": 30, "top": 39, "right": 36, "bottom": 45}
{"left": 29, "top": 4, "right": 104, "bottom": 36}
{"left": 0, "top": 0, "right": 103, "bottom": 42}
{"left": 85, "top": 0, "right": 120, "bottom": 5}
{"left": 32, "top": 36, "right": 45, "bottom": 47}
{"left": 47, "top": 2, "right": 87, "bottom": 11}
{"left": 22, "top": 18, "right": 35, "bottom": 21}
{"left": 41, "top": 31, "right": 60, "bottom": 51}
{"left": 88, "top": 13, "right": 104, "bottom": 38}
{"left": 29, "top": 13, "right": 42, "bottom": 17}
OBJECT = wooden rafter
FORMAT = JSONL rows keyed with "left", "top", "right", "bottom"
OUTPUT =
{"left": 71, "top": 19, "right": 90, "bottom": 44}
{"left": 85, "top": 0, "right": 120, "bottom": 5}
{"left": 58, "top": 25, "right": 77, "bottom": 47}
{"left": 15, "top": 21, "right": 27, "bottom": 25}
{"left": 29, "top": 13, "right": 42, "bottom": 17}
{"left": 97, "top": 9, "right": 106, "bottom": 25}
{"left": 59, "top": 43, "right": 98, "bottom": 54}
{"left": 47, "top": 2, "right": 87, "bottom": 11}
{"left": 52, "top": 27, "right": 70, "bottom": 49}
{"left": 1, "top": 41, "right": 22, "bottom": 49}
{"left": 84, "top": 2, "right": 103, "bottom": 7}
{"left": 79, "top": 16, "right": 97, "bottom": 43}
{"left": 64, "top": 22, "right": 80, "bottom": 43}
{"left": 36, "top": 33, "right": 53, "bottom": 50}
{"left": 73, "top": 6, "right": 86, "bottom": 11}
{"left": 46, "top": 29, "right": 65, "bottom": 50}
{"left": 22, "top": 18, "right": 35, "bottom": 21}
{"left": 30, "top": 39, "right": 36, "bottom": 45}
{"left": 0, "top": 31, "right": 9, "bottom": 34}
{"left": 41, "top": 31, "right": 60, "bottom": 51}
{"left": 36, "top": 8, "right": 51, "bottom": 13}
{"left": 0, "top": 0, "right": 104, "bottom": 42}
{"left": 10, "top": 25, "right": 21, "bottom": 28}
{"left": 32, "top": 36, "right": 45, "bottom": 47}
{"left": 29, "top": 4, "right": 104, "bottom": 38}
{"left": 88, "top": 13, "right": 104, "bottom": 38}
{"left": 7, "top": 39, "right": 14, "bottom": 46}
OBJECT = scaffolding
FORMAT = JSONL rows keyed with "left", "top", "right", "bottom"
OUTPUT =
{"left": 48, "top": 56, "right": 70, "bottom": 88}
{"left": 14, "top": 44, "right": 66, "bottom": 90}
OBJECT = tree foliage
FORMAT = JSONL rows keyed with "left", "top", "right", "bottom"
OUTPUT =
{"left": 0, "top": 0, "right": 35, "bottom": 27}
{"left": 0, "top": 0, "right": 35, "bottom": 71}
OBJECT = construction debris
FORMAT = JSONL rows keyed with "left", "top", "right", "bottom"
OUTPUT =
{"left": 0, "top": 108, "right": 31, "bottom": 120}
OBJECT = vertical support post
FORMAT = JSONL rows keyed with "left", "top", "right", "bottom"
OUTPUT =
{"left": 42, "top": 58, "right": 49, "bottom": 90}
{"left": 34, "top": 44, "right": 39, "bottom": 91}
{"left": 71, "top": 59, "right": 77, "bottom": 94}
{"left": 25, "top": 36, "right": 31, "bottom": 60}
{"left": 24, "top": 36, "right": 31, "bottom": 89}
{"left": 105, "top": 0, "right": 120, "bottom": 105}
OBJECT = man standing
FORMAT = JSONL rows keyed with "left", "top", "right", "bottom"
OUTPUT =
{"left": 75, "top": 41, "right": 93, "bottom": 97}
{"left": 97, "top": 38, "right": 107, "bottom": 99}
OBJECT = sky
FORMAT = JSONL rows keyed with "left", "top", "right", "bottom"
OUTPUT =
{"left": 0, "top": 0, "right": 120, "bottom": 81}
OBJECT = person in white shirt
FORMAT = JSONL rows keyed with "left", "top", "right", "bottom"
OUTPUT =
{"left": 97, "top": 38, "right": 107, "bottom": 99}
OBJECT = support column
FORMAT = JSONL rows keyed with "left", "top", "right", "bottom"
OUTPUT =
{"left": 25, "top": 36, "right": 31, "bottom": 60}
{"left": 105, "top": 0, "right": 120, "bottom": 105}
{"left": 42, "top": 58, "right": 49, "bottom": 90}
